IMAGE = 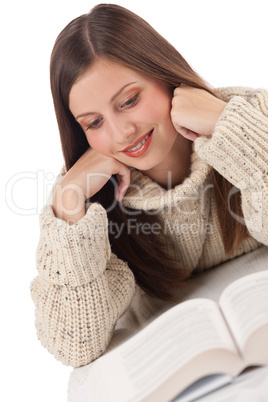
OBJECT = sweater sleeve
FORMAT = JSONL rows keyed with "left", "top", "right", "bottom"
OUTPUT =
{"left": 194, "top": 88, "right": 268, "bottom": 245}
{"left": 30, "top": 200, "right": 135, "bottom": 367}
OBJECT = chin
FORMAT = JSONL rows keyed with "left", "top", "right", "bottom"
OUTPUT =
{"left": 132, "top": 159, "right": 162, "bottom": 173}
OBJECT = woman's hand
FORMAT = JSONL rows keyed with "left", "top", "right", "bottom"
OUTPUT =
{"left": 171, "top": 86, "right": 227, "bottom": 141}
{"left": 53, "top": 148, "right": 130, "bottom": 224}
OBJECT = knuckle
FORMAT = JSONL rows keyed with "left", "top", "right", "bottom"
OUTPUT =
{"left": 173, "top": 87, "right": 181, "bottom": 96}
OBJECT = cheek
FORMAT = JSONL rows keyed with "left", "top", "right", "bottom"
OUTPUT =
{"left": 143, "top": 90, "right": 172, "bottom": 123}
{"left": 85, "top": 133, "right": 93, "bottom": 148}
{"left": 85, "top": 134, "right": 104, "bottom": 151}
{"left": 85, "top": 132, "right": 113, "bottom": 156}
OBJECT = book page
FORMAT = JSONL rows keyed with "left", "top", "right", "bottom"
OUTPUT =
{"left": 219, "top": 270, "right": 268, "bottom": 353}
{"left": 84, "top": 299, "right": 239, "bottom": 402}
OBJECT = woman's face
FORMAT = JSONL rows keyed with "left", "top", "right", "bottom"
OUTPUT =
{"left": 69, "top": 59, "right": 180, "bottom": 173}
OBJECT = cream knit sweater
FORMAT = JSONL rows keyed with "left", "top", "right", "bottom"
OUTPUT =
{"left": 30, "top": 87, "right": 268, "bottom": 367}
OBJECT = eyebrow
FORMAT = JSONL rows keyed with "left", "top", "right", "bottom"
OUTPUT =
{"left": 75, "top": 81, "right": 137, "bottom": 120}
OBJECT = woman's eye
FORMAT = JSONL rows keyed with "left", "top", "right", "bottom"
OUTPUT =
{"left": 121, "top": 94, "right": 139, "bottom": 109}
{"left": 86, "top": 117, "right": 103, "bottom": 131}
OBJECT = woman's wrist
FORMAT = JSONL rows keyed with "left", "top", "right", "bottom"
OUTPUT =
{"left": 53, "top": 184, "right": 86, "bottom": 225}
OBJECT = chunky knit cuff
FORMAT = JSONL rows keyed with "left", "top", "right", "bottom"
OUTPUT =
{"left": 194, "top": 95, "right": 268, "bottom": 187}
{"left": 36, "top": 203, "right": 111, "bottom": 287}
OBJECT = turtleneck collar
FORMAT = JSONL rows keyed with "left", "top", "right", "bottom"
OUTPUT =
{"left": 122, "top": 150, "right": 211, "bottom": 211}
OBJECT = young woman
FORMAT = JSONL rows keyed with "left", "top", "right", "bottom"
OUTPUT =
{"left": 30, "top": 4, "right": 268, "bottom": 367}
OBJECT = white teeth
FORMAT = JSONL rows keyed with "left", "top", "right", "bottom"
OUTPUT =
{"left": 127, "top": 134, "right": 149, "bottom": 152}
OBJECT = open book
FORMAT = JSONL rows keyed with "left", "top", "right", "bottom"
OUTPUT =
{"left": 75, "top": 269, "right": 268, "bottom": 402}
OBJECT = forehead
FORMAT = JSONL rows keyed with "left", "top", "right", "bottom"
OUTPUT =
{"left": 76, "top": 59, "right": 143, "bottom": 84}
{"left": 71, "top": 60, "right": 140, "bottom": 93}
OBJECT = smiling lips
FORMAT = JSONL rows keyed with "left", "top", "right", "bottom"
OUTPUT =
{"left": 121, "top": 130, "right": 153, "bottom": 157}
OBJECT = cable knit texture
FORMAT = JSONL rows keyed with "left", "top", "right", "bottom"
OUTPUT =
{"left": 30, "top": 87, "right": 268, "bottom": 367}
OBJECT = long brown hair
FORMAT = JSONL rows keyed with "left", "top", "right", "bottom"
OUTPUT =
{"left": 50, "top": 4, "right": 247, "bottom": 300}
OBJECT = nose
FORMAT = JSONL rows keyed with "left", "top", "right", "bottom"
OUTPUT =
{"left": 107, "top": 114, "right": 137, "bottom": 145}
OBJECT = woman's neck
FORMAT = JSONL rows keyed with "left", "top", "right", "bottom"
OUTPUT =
{"left": 142, "top": 136, "right": 192, "bottom": 189}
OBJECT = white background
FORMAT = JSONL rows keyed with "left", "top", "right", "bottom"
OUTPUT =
{"left": 2, "top": 0, "right": 268, "bottom": 401}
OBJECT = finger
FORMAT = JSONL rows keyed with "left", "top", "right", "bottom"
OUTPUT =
{"left": 115, "top": 165, "right": 131, "bottom": 202}
{"left": 183, "top": 130, "right": 200, "bottom": 142}
{"left": 173, "top": 84, "right": 190, "bottom": 96}
{"left": 176, "top": 126, "right": 200, "bottom": 142}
